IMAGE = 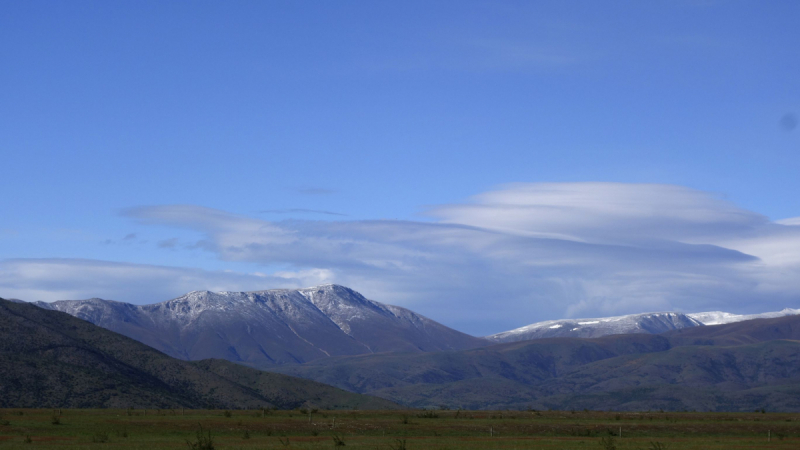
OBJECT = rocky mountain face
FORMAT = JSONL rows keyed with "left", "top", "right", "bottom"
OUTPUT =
{"left": 0, "top": 297, "right": 398, "bottom": 409}
{"left": 35, "top": 284, "right": 486, "bottom": 366}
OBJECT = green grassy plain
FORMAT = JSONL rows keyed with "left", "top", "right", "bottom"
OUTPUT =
{"left": 1, "top": 408, "right": 798, "bottom": 449}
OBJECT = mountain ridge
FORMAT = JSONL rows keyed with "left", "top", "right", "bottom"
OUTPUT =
{"left": 487, "top": 311, "right": 702, "bottom": 342}
{"left": 486, "top": 308, "right": 800, "bottom": 343}
{"left": 23, "top": 283, "right": 800, "bottom": 362}
{"left": 33, "top": 284, "right": 486, "bottom": 366}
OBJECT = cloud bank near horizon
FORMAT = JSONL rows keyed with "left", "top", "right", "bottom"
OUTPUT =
{"left": 3, "top": 182, "right": 800, "bottom": 335}
{"left": 0, "top": 258, "right": 330, "bottom": 304}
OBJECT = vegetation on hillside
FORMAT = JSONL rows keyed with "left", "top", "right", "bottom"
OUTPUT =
{"left": 271, "top": 316, "right": 800, "bottom": 411}
{"left": 0, "top": 298, "right": 397, "bottom": 410}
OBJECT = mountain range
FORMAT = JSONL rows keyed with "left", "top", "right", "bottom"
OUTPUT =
{"left": 11, "top": 284, "right": 800, "bottom": 411}
{"left": 30, "top": 284, "right": 800, "bottom": 363}
{"left": 33, "top": 284, "right": 485, "bottom": 367}
{"left": 0, "top": 296, "right": 397, "bottom": 409}
{"left": 271, "top": 315, "right": 800, "bottom": 411}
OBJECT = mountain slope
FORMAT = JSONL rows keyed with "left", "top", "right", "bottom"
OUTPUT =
{"left": 35, "top": 284, "right": 486, "bottom": 366}
{"left": 0, "top": 297, "right": 398, "bottom": 409}
{"left": 366, "top": 340, "right": 800, "bottom": 411}
{"left": 665, "top": 314, "right": 800, "bottom": 346}
{"left": 271, "top": 315, "right": 800, "bottom": 411}
{"left": 272, "top": 333, "right": 672, "bottom": 394}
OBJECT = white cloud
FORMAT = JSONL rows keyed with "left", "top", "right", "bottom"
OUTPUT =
{"left": 5, "top": 183, "right": 800, "bottom": 335}
{"left": 0, "top": 258, "right": 314, "bottom": 303}
{"left": 430, "top": 182, "right": 767, "bottom": 244}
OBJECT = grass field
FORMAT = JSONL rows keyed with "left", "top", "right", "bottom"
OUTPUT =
{"left": 1, "top": 408, "right": 798, "bottom": 449}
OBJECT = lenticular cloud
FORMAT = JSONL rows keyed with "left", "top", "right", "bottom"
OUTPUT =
{"left": 5, "top": 183, "right": 800, "bottom": 335}
{"left": 430, "top": 182, "right": 768, "bottom": 243}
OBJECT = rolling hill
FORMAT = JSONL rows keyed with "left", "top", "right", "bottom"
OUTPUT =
{"left": 270, "top": 315, "right": 800, "bottom": 411}
{"left": 0, "top": 297, "right": 398, "bottom": 409}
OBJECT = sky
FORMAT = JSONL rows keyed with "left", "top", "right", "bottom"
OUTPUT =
{"left": 1, "top": 1, "right": 799, "bottom": 336}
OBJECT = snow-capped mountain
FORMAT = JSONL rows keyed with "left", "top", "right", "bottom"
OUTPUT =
{"left": 687, "top": 308, "right": 800, "bottom": 325}
{"left": 486, "top": 308, "right": 800, "bottom": 343}
{"left": 31, "top": 282, "right": 800, "bottom": 361}
{"left": 34, "top": 284, "right": 486, "bottom": 366}
{"left": 486, "top": 312, "right": 702, "bottom": 343}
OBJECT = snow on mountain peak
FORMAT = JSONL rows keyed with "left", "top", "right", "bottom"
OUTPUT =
{"left": 32, "top": 284, "right": 485, "bottom": 365}
{"left": 687, "top": 308, "right": 800, "bottom": 326}
{"left": 488, "top": 307, "right": 800, "bottom": 343}
{"left": 487, "top": 311, "right": 703, "bottom": 342}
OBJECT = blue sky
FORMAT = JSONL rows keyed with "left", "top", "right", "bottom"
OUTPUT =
{"left": 2, "top": 1, "right": 799, "bottom": 335}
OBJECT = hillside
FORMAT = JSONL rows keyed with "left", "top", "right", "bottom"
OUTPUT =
{"left": 35, "top": 285, "right": 486, "bottom": 366}
{"left": 270, "top": 315, "right": 800, "bottom": 411}
{"left": 0, "top": 297, "right": 398, "bottom": 409}
{"left": 665, "top": 314, "right": 800, "bottom": 346}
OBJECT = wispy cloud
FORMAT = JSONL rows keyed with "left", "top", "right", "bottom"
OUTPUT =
{"left": 7, "top": 183, "right": 800, "bottom": 335}
{"left": 157, "top": 237, "right": 180, "bottom": 249}
{"left": 259, "top": 208, "right": 347, "bottom": 217}
{"left": 102, "top": 232, "right": 146, "bottom": 246}
{"left": 0, "top": 258, "right": 321, "bottom": 304}
{"left": 113, "top": 183, "right": 800, "bottom": 334}
{"left": 429, "top": 182, "right": 768, "bottom": 244}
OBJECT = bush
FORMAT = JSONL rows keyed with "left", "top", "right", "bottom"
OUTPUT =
{"left": 389, "top": 439, "right": 407, "bottom": 450}
{"left": 332, "top": 433, "right": 346, "bottom": 446}
{"left": 222, "top": 410, "right": 232, "bottom": 418}
{"left": 186, "top": 425, "right": 214, "bottom": 450}
{"left": 599, "top": 436, "right": 616, "bottom": 450}
{"left": 92, "top": 431, "right": 109, "bottom": 443}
